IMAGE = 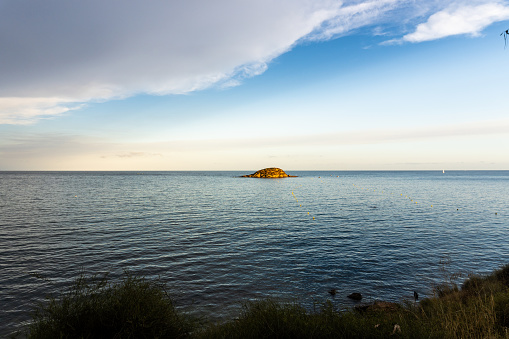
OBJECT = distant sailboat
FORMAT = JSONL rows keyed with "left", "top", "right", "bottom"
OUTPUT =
{"left": 442, "top": 169, "right": 445, "bottom": 174}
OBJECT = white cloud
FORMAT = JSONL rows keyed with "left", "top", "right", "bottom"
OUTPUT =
{"left": 0, "top": 0, "right": 345, "bottom": 124}
{"left": 402, "top": 2, "right": 509, "bottom": 42}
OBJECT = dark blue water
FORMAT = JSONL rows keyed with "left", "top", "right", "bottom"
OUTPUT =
{"left": 1, "top": 171, "right": 508, "bottom": 336}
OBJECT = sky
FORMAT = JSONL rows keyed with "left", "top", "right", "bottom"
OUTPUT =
{"left": 1, "top": 0, "right": 509, "bottom": 171}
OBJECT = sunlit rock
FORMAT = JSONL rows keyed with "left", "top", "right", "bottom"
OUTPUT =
{"left": 241, "top": 167, "right": 297, "bottom": 178}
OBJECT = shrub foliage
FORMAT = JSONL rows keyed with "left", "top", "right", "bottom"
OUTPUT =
{"left": 28, "top": 272, "right": 191, "bottom": 338}
{"left": 26, "top": 265, "right": 509, "bottom": 338}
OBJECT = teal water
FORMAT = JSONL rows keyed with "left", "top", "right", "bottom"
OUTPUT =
{"left": 1, "top": 171, "right": 508, "bottom": 336}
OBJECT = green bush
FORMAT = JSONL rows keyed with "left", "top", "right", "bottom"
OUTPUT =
{"left": 27, "top": 272, "right": 192, "bottom": 339}
{"left": 494, "top": 264, "right": 509, "bottom": 287}
{"left": 198, "top": 299, "right": 435, "bottom": 339}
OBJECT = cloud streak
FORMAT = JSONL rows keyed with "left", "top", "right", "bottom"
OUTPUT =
{"left": 0, "top": 98, "right": 83, "bottom": 125}
{"left": 102, "top": 152, "right": 163, "bottom": 159}
{"left": 163, "top": 118, "right": 509, "bottom": 150}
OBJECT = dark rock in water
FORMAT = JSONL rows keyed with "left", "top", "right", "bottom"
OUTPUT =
{"left": 241, "top": 167, "right": 297, "bottom": 178}
{"left": 355, "top": 301, "right": 399, "bottom": 314}
{"left": 347, "top": 293, "right": 363, "bottom": 301}
{"left": 328, "top": 289, "right": 337, "bottom": 296}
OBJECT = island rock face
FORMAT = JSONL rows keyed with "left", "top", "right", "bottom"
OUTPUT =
{"left": 241, "top": 167, "right": 297, "bottom": 178}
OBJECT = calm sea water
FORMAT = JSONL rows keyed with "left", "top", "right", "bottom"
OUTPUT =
{"left": 1, "top": 171, "right": 508, "bottom": 336}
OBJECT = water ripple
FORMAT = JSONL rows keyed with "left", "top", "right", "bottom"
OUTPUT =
{"left": 1, "top": 171, "right": 508, "bottom": 336}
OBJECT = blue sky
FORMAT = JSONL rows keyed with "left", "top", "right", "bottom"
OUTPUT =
{"left": 1, "top": 0, "right": 509, "bottom": 170}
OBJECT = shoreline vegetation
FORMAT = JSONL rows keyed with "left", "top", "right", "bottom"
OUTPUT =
{"left": 20, "top": 264, "right": 509, "bottom": 338}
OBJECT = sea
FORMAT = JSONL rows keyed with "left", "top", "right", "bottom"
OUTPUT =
{"left": 1, "top": 170, "right": 508, "bottom": 336}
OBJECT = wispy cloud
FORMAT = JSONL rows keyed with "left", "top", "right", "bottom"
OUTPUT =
{"left": 306, "top": 0, "right": 402, "bottom": 40}
{"left": 184, "top": 118, "right": 509, "bottom": 149}
{"left": 0, "top": 98, "right": 84, "bottom": 125}
{"left": 400, "top": 2, "right": 509, "bottom": 43}
{"left": 101, "top": 152, "right": 163, "bottom": 159}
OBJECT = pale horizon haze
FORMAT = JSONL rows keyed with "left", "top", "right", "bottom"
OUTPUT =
{"left": 1, "top": 0, "right": 509, "bottom": 171}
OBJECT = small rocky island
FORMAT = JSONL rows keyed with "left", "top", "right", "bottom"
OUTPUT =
{"left": 241, "top": 167, "right": 297, "bottom": 178}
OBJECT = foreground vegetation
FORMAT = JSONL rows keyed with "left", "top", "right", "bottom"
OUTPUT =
{"left": 26, "top": 273, "right": 192, "bottom": 338}
{"left": 25, "top": 265, "right": 509, "bottom": 338}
